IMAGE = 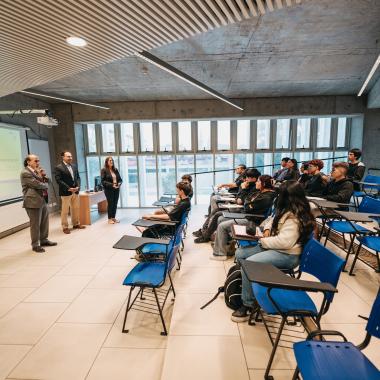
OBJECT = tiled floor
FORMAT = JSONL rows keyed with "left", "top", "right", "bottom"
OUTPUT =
{"left": 0, "top": 206, "right": 379, "bottom": 380}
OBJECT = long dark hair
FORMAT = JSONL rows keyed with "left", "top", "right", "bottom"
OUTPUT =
{"left": 104, "top": 156, "right": 116, "bottom": 171}
{"left": 271, "top": 181, "right": 315, "bottom": 247}
{"left": 258, "top": 175, "right": 274, "bottom": 190}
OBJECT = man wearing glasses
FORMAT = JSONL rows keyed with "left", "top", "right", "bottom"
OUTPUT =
{"left": 20, "top": 154, "right": 57, "bottom": 253}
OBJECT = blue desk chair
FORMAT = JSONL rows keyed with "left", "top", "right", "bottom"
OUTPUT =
{"left": 353, "top": 174, "right": 380, "bottom": 208}
{"left": 241, "top": 239, "right": 345, "bottom": 380}
{"left": 324, "top": 196, "right": 380, "bottom": 271}
{"left": 293, "top": 288, "right": 380, "bottom": 380}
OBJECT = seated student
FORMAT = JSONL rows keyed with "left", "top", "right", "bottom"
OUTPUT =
{"left": 298, "top": 161, "right": 311, "bottom": 185}
{"left": 181, "top": 174, "right": 193, "bottom": 200}
{"left": 303, "top": 159, "right": 326, "bottom": 197}
{"left": 273, "top": 157, "right": 290, "bottom": 182}
{"left": 347, "top": 148, "right": 366, "bottom": 191}
{"left": 208, "top": 164, "right": 247, "bottom": 215}
{"left": 193, "top": 169, "right": 261, "bottom": 243}
{"left": 141, "top": 181, "right": 191, "bottom": 238}
{"left": 210, "top": 175, "right": 277, "bottom": 261}
{"left": 283, "top": 158, "right": 300, "bottom": 181}
{"left": 323, "top": 162, "right": 354, "bottom": 204}
{"left": 231, "top": 181, "right": 315, "bottom": 322}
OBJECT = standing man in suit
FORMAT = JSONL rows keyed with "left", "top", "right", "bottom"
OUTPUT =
{"left": 21, "top": 154, "right": 57, "bottom": 252}
{"left": 54, "top": 151, "right": 85, "bottom": 234}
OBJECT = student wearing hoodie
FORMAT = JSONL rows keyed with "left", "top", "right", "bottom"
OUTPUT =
{"left": 323, "top": 162, "right": 353, "bottom": 204}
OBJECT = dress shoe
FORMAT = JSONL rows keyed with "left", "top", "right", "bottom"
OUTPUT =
{"left": 63, "top": 228, "right": 71, "bottom": 234}
{"left": 73, "top": 225, "right": 86, "bottom": 229}
{"left": 32, "top": 246, "right": 45, "bottom": 253}
{"left": 41, "top": 240, "right": 57, "bottom": 247}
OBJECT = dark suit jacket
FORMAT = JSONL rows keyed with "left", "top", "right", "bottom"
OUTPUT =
{"left": 20, "top": 168, "right": 48, "bottom": 208}
{"left": 101, "top": 168, "right": 123, "bottom": 190}
{"left": 54, "top": 162, "right": 81, "bottom": 196}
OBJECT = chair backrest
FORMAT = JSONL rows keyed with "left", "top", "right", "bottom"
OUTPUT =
{"left": 363, "top": 174, "right": 380, "bottom": 188}
{"left": 366, "top": 288, "right": 380, "bottom": 339}
{"left": 358, "top": 196, "right": 380, "bottom": 214}
{"left": 299, "top": 239, "right": 345, "bottom": 303}
{"left": 167, "top": 224, "right": 184, "bottom": 272}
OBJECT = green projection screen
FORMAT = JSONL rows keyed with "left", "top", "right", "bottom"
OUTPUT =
{"left": 0, "top": 126, "right": 29, "bottom": 203}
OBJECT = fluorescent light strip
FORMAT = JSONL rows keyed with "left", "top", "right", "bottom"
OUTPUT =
{"left": 0, "top": 109, "right": 46, "bottom": 115}
{"left": 20, "top": 90, "right": 110, "bottom": 110}
{"left": 358, "top": 54, "right": 380, "bottom": 97}
{"left": 135, "top": 51, "right": 244, "bottom": 111}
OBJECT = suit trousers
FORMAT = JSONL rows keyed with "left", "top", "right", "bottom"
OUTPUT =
{"left": 25, "top": 203, "right": 49, "bottom": 247}
{"left": 104, "top": 188, "right": 120, "bottom": 219}
{"left": 60, "top": 194, "right": 80, "bottom": 228}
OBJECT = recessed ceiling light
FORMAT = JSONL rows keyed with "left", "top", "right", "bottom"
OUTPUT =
{"left": 66, "top": 36, "right": 87, "bottom": 47}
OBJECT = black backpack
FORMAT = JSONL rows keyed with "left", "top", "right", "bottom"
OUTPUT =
{"left": 201, "top": 263, "right": 243, "bottom": 311}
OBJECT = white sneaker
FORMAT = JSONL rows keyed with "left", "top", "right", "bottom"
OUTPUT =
{"left": 112, "top": 218, "right": 120, "bottom": 223}
{"left": 108, "top": 219, "right": 115, "bottom": 224}
{"left": 209, "top": 255, "right": 228, "bottom": 261}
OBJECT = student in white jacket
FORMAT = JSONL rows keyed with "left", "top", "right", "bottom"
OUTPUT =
{"left": 232, "top": 181, "right": 316, "bottom": 322}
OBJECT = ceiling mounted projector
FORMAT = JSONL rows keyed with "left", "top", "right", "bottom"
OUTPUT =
{"left": 37, "top": 110, "right": 58, "bottom": 127}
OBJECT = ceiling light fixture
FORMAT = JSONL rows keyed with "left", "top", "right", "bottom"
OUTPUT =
{"left": 20, "top": 90, "right": 110, "bottom": 110}
{"left": 66, "top": 36, "right": 87, "bottom": 47}
{"left": 358, "top": 53, "right": 380, "bottom": 97}
{"left": 135, "top": 51, "right": 244, "bottom": 111}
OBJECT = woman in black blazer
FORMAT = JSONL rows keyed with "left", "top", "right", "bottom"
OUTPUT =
{"left": 101, "top": 157, "right": 123, "bottom": 224}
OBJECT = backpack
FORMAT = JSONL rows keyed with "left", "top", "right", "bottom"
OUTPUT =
{"left": 200, "top": 263, "right": 243, "bottom": 311}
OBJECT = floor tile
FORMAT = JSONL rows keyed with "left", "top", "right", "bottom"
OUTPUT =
{"left": 0, "top": 345, "right": 32, "bottom": 380}
{"left": 58, "top": 258, "right": 108, "bottom": 276}
{"left": 249, "top": 369, "right": 295, "bottom": 379}
{"left": 86, "top": 266, "right": 132, "bottom": 290}
{"left": 9, "top": 323, "right": 111, "bottom": 380}
{"left": 87, "top": 347, "right": 165, "bottom": 380}
{"left": 161, "top": 335, "right": 249, "bottom": 380}
{"left": 0, "top": 288, "right": 35, "bottom": 318}
{"left": 0, "top": 303, "right": 68, "bottom": 344}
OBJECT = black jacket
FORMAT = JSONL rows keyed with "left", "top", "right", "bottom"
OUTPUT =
{"left": 54, "top": 162, "right": 81, "bottom": 196}
{"left": 101, "top": 168, "right": 123, "bottom": 190}
{"left": 304, "top": 173, "right": 326, "bottom": 197}
{"left": 284, "top": 168, "right": 300, "bottom": 181}
{"left": 244, "top": 190, "right": 276, "bottom": 221}
{"left": 347, "top": 162, "right": 366, "bottom": 191}
{"left": 324, "top": 178, "right": 353, "bottom": 204}
{"left": 236, "top": 182, "right": 258, "bottom": 203}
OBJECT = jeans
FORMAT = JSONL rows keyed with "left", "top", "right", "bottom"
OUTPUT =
{"left": 238, "top": 245, "right": 300, "bottom": 307}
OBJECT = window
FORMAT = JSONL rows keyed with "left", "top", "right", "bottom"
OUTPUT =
{"left": 158, "top": 155, "right": 176, "bottom": 196}
{"left": 86, "top": 156, "right": 100, "bottom": 189}
{"left": 195, "top": 154, "right": 213, "bottom": 204}
{"left": 315, "top": 151, "right": 334, "bottom": 174}
{"left": 236, "top": 120, "right": 250, "bottom": 150}
{"left": 87, "top": 124, "right": 97, "bottom": 153}
{"left": 215, "top": 154, "right": 234, "bottom": 185}
{"left": 120, "top": 123, "right": 134, "bottom": 152}
{"left": 197, "top": 120, "right": 211, "bottom": 151}
{"left": 293, "top": 151, "right": 313, "bottom": 166}
{"left": 256, "top": 120, "right": 271, "bottom": 149}
{"left": 337, "top": 118, "right": 347, "bottom": 148}
{"left": 177, "top": 155, "right": 194, "bottom": 182}
{"left": 254, "top": 153, "right": 273, "bottom": 175}
{"left": 138, "top": 155, "right": 157, "bottom": 206}
{"left": 101, "top": 123, "right": 115, "bottom": 152}
{"left": 234, "top": 153, "right": 254, "bottom": 168}
{"left": 140, "top": 122, "right": 154, "bottom": 152}
{"left": 159, "top": 122, "right": 172, "bottom": 152}
{"left": 217, "top": 120, "right": 230, "bottom": 150}
{"left": 119, "top": 156, "right": 139, "bottom": 207}
{"left": 178, "top": 121, "right": 192, "bottom": 151}
{"left": 317, "top": 118, "right": 332, "bottom": 148}
{"left": 276, "top": 119, "right": 291, "bottom": 149}
{"left": 296, "top": 118, "right": 311, "bottom": 149}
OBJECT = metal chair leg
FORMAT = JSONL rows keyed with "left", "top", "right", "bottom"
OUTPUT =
{"left": 342, "top": 234, "right": 356, "bottom": 272}
{"left": 168, "top": 272, "right": 176, "bottom": 299}
{"left": 324, "top": 227, "right": 331, "bottom": 247}
{"left": 153, "top": 288, "right": 168, "bottom": 336}
{"left": 292, "top": 367, "right": 300, "bottom": 380}
{"left": 122, "top": 287, "right": 133, "bottom": 333}
{"left": 376, "top": 251, "right": 380, "bottom": 273}
{"left": 349, "top": 242, "right": 362, "bottom": 276}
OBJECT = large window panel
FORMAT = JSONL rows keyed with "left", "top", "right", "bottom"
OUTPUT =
{"left": 178, "top": 121, "right": 192, "bottom": 151}
{"left": 120, "top": 123, "right": 134, "bottom": 152}
{"left": 138, "top": 155, "right": 157, "bottom": 206}
{"left": 215, "top": 154, "right": 234, "bottom": 185}
{"left": 217, "top": 120, "right": 231, "bottom": 150}
{"left": 197, "top": 120, "right": 211, "bottom": 151}
{"left": 177, "top": 155, "right": 194, "bottom": 181}
{"left": 101, "top": 123, "right": 115, "bottom": 152}
{"left": 256, "top": 120, "right": 271, "bottom": 149}
{"left": 234, "top": 153, "right": 254, "bottom": 168}
{"left": 158, "top": 155, "right": 176, "bottom": 196}
{"left": 159, "top": 122, "right": 172, "bottom": 152}
{"left": 296, "top": 118, "right": 311, "bottom": 149}
{"left": 87, "top": 124, "right": 97, "bottom": 153}
{"left": 317, "top": 118, "right": 332, "bottom": 148}
{"left": 119, "top": 156, "right": 139, "bottom": 207}
{"left": 276, "top": 119, "right": 291, "bottom": 149}
{"left": 337, "top": 118, "right": 347, "bottom": 148}
{"left": 140, "top": 122, "right": 154, "bottom": 152}
{"left": 86, "top": 156, "right": 100, "bottom": 190}
{"left": 293, "top": 151, "right": 313, "bottom": 166}
{"left": 237, "top": 120, "right": 250, "bottom": 150}
{"left": 254, "top": 153, "right": 273, "bottom": 175}
{"left": 195, "top": 154, "right": 213, "bottom": 204}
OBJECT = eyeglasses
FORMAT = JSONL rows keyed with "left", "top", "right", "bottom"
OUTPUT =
{"left": 34, "top": 160, "right": 40, "bottom": 162}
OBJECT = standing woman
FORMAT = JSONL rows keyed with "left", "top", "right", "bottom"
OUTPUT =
{"left": 101, "top": 157, "right": 123, "bottom": 224}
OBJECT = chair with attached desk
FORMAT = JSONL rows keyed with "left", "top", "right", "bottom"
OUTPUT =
{"left": 240, "top": 238, "right": 345, "bottom": 380}
{"left": 353, "top": 172, "right": 380, "bottom": 208}
{"left": 292, "top": 288, "right": 380, "bottom": 380}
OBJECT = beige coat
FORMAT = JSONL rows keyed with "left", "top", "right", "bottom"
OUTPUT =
{"left": 260, "top": 212, "right": 302, "bottom": 255}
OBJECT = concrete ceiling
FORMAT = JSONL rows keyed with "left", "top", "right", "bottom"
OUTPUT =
{"left": 29, "top": 0, "right": 380, "bottom": 102}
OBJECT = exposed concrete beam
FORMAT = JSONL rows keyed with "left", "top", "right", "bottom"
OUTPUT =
{"left": 367, "top": 77, "right": 380, "bottom": 109}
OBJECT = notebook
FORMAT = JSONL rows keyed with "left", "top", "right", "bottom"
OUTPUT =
{"left": 233, "top": 225, "right": 263, "bottom": 239}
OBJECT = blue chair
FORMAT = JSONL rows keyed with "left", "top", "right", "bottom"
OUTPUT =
{"left": 293, "top": 288, "right": 380, "bottom": 380}
{"left": 324, "top": 196, "right": 380, "bottom": 271}
{"left": 353, "top": 174, "right": 380, "bottom": 208}
{"left": 121, "top": 225, "right": 183, "bottom": 336}
{"left": 349, "top": 233, "right": 380, "bottom": 275}
{"left": 241, "top": 239, "right": 345, "bottom": 380}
